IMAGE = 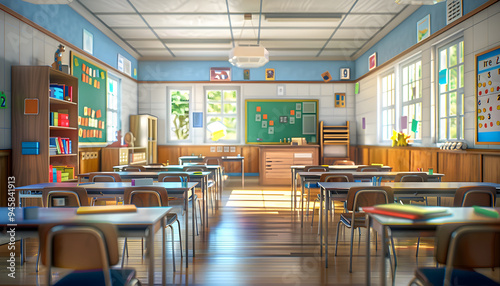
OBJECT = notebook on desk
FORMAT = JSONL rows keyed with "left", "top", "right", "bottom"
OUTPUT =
{"left": 363, "top": 204, "right": 450, "bottom": 220}
{"left": 77, "top": 204, "right": 137, "bottom": 214}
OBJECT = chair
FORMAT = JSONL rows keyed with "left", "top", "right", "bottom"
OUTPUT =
{"left": 356, "top": 165, "right": 384, "bottom": 172}
{"left": 394, "top": 172, "right": 429, "bottom": 205}
{"left": 332, "top": 160, "right": 355, "bottom": 165}
{"left": 158, "top": 172, "right": 202, "bottom": 235}
{"left": 184, "top": 166, "right": 216, "bottom": 213}
{"left": 453, "top": 186, "right": 496, "bottom": 207}
{"left": 39, "top": 222, "right": 140, "bottom": 286}
{"left": 410, "top": 222, "right": 500, "bottom": 286}
{"left": 123, "top": 186, "right": 182, "bottom": 272}
{"left": 335, "top": 186, "right": 395, "bottom": 273}
{"left": 42, "top": 186, "right": 90, "bottom": 208}
{"left": 311, "top": 173, "right": 354, "bottom": 227}
{"left": 203, "top": 156, "right": 222, "bottom": 166}
{"left": 122, "top": 165, "right": 145, "bottom": 172}
{"left": 88, "top": 172, "right": 122, "bottom": 206}
{"left": 302, "top": 166, "right": 329, "bottom": 217}
{"left": 38, "top": 187, "right": 91, "bottom": 272}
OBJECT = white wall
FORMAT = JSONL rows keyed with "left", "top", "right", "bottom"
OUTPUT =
{"left": 355, "top": 2, "right": 500, "bottom": 149}
{"left": 138, "top": 82, "right": 356, "bottom": 148}
{"left": 0, "top": 10, "right": 137, "bottom": 149}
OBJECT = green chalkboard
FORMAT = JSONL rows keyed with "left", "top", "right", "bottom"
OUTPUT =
{"left": 245, "top": 99, "right": 318, "bottom": 144}
{"left": 71, "top": 52, "right": 107, "bottom": 143}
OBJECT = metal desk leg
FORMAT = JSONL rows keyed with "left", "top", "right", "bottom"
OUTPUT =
{"left": 162, "top": 217, "right": 166, "bottom": 286}
{"left": 380, "top": 225, "right": 387, "bottom": 286}
{"left": 192, "top": 186, "right": 196, "bottom": 258}
{"left": 148, "top": 225, "right": 155, "bottom": 285}
{"left": 241, "top": 158, "right": 244, "bottom": 187}
{"left": 366, "top": 215, "right": 371, "bottom": 285}
{"left": 185, "top": 191, "right": 189, "bottom": 268}
{"left": 320, "top": 186, "right": 324, "bottom": 256}
{"left": 301, "top": 177, "right": 305, "bottom": 227}
{"left": 291, "top": 168, "right": 296, "bottom": 211}
{"left": 325, "top": 188, "right": 329, "bottom": 267}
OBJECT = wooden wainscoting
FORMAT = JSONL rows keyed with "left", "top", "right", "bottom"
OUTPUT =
{"left": 79, "top": 147, "right": 101, "bottom": 174}
{"left": 158, "top": 145, "right": 260, "bottom": 173}
{"left": 482, "top": 154, "right": 500, "bottom": 183}
{"left": 0, "top": 150, "right": 12, "bottom": 207}
{"left": 357, "top": 145, "right": 500, "bottom": 182}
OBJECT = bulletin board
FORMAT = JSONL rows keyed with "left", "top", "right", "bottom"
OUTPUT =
{"left": 245, "top": 99, "right": 318, "bottom": 144}
{"left": 475, "top": 45, "right": 500, "bottom": 145}
{"left": 71, "top": 52, "right": 107, "bottom": 143}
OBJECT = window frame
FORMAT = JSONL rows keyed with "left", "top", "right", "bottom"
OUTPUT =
{"left": 379, "top": 70, "right": 396, "bottom": 143}
{"left": 436, "top": 37, "right": 465, "bottom": 142}
{"left": 399, "top": 56, "right": 423, "bottom": 142}
{"left": 106, "top": 74, "right": 121, "bottom": 143}
{"left": 203, "top": 86, "right": 240, "bottom": 143}
{"left": 167, "top": 86, "right": 193, "bottom": 143}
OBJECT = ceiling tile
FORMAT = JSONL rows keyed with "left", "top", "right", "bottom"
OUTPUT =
{"left": 261, "top": 0, "right": 356, "bottom": 13}
{"left": 115, "top": 28, "right": 158, "bottom": 39}
{"left": 260, "top": 28, "right": 335, "bottom": 39}
{"left": 144, "top": 14, "right": 229, "bottom": 27}
{"left": 79, "top": 0, "right": 135, "bottom": 13}
{"left": 154, "top": 29, "right": 231, "bottom": 39}
{"left": 97, "top": 14, "right": 147, "bottom": 27}
{"left": 126, "top": 40, "right": 166, "bottom": 49}
{"left": 331, "top": 29, "right": 374, "bottom": 40}
{"left": 352, "top": 0, "right": 407, "bottom": 13}
{"left": 341, "top": 14, "right": 395, "bottom": 28}
{"left": 131, "top": 0, "right": 228, "bottom": 13}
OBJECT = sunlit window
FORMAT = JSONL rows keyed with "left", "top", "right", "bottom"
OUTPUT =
{"left": 205, "top": 87, "right": 239, "bottom": 142}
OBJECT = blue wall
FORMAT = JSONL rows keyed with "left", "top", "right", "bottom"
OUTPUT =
{"left": 354, "top": 0, "right": 490, "bottom": 78}
{"left": 0, "top": 0, "right": 138, "bottom": 76}
{"left": 139, "top": 60, "right": 355, "bottom": 81}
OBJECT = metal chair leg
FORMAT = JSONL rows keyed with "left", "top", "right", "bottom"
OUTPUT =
{"left": 176, "top": 219, "right": 183, "bottom": 258}
{"left": 168, "top": 225, "right": 176, "bottom": 272}
{"left": 121, "top": 238, "right": 127, "bottom": 268}
{"left": 306, "top": 185, "right": 311, "bottom": 217}
{"left": 416, "top": 237, "right": 420, "bottom": 257}
{"left": 311, "top": 198, "right": 317, "bottom": 226}
{"left": 349, "top": 226, "right": 355, "bottom": 273}
{"left": 334, "top": 221, "right": 342, "bottom": 256}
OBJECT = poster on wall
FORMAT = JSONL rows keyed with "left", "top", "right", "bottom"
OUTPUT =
{"left": 475, "top": 45, "right": 500, "bottom": 145}
{"left": 417, "top": 14, "right": 430, "bottom": 43}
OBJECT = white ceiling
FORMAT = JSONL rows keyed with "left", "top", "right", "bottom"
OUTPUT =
{"left": 74, "top": 0, "right": 420, "bottom": 61}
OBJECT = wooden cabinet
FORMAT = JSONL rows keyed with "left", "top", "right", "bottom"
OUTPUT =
{"left": 130, "top": 115, "right": 157, "bottom": 164}
{"left": 319, "top": 121, "right": 350, "bottom": 164}
{"left": 259, "top": 146, "right": 319, "bottom": 185}
{"left": 12, "top": 66, "right": 79, "bottom": 186}
{"left": 101, "top": 147, "right": 147, "bottom": 171}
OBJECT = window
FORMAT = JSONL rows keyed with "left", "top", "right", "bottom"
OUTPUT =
{"left": 205, "top": 87, "right": 239, "bottom": 142}
{"left": 401, "top": 59, "right": 423, "bottom": 140}
{"left": 380, "top": 72, "right": 396, "bottom": 141}
{"left": 106, "top": 76, "right": 120, "bottom": 142}
{"left": 437, "top": 38, "right": 464, "bottom": 141}
{"left": 168, "top": 88, "right": 191, "bottom": 141}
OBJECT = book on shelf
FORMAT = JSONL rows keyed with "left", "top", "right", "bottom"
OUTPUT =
{"left": 363, "top": 203, "right": 451, "bottom": 220}
{"left": 49, "top": 83, "right": 73, "bottom": 102}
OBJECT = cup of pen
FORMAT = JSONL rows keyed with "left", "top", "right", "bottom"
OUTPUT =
{"left": 428, "top": 168, "right": 434, "bottom": 175}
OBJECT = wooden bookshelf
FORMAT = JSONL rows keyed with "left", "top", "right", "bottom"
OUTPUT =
{"left": 319, "top": 121, "right": 350, "bottom": 164}
{"left": 12, "top": 66, "right": 79, "bottom": 186}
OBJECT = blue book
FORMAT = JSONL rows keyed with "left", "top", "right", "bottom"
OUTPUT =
{"left": 62, "top": 140, "right": 67, "bottom": 154}
{"left": 22, "top": 148, "right": 39, "bottom": 155}
{"left": 49, "top": 137, "right": 57, "bottom": 147}
{"left": 68, "top": 140, "right": 72, "bottom": 154}
{"left": 22, "top": 142, "right": 39, "bottom": 148}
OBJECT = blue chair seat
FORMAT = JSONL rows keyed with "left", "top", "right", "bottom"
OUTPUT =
{"left": 415, "top": 267, "right": 500, "bottom": 286}
{"left": 54, "top": 268, "right": 136, "bottom": 286}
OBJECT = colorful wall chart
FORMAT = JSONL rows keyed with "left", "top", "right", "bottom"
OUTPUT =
{"left": 475, "top": 45, "right": 500, "bottom": 144}
{"left": 71, "top": 52, "right": 107, "bottom": 143}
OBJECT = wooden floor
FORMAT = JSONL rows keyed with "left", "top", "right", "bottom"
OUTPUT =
{"left": 2, "top": 177, "right": 444, "bottom": 285}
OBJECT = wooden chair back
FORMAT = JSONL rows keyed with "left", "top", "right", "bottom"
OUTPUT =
{"left": 320, "top": 173, "right": 354, "bottom": 182}
{"left": 88, "top": 172, "right": 122, "bottom": 182}
{"left": 394, "top": 172, "right": 428, "bottom": 182}
{"left": 124, "top": 186, "right": 169, "bottom": 207}
{"left": 345, "top": 186, "right": 394, "bottom": 212}
{"left": 122, "top": 165, "right": 145, "bottom": 172}
{"left": 183, "top": 166, "right": 208, "bottom": 172}
{"left": 42, "top": 187, "right": 90, "bottom": 207}
{"left": 356, "top": 166, "right": 383, "bottom": 172}
{"left": 332, "top": 160, "right": 355, "bottom": 165}
{"left": 158, "top": 172, "right": 189, "bottom": 182}
{"left": 304, "top": 165, "right": 329, "bottom": 172}
{"left": 203, "top": 157, "right": 222, "bottom": 165}
{"left": 453, "top": 186, "right": 496, "bottom": 207}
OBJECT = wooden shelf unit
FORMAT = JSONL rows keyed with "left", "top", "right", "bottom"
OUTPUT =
{"left": 319, "top": 121, "right": 350, "bottom": 164}
{"left": 12, "top": 66, "right": 79, "bottom": 186}
{"left": 130, "top": 114, "right": 157, "bottom": 164}
{"left": 101, "top": 146, "right": 147, "bottom": 171}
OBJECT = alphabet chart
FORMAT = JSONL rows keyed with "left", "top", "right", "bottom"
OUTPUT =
{"left": 476, "top": 45, "right": 500, "bottom": 144}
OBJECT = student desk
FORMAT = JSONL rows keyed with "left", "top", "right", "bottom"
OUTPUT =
{"left": 296, "top": 171, "right": 445, "bottom": 226}
{"left": 178, "top": 155, "right": 245, "bottom": 187}
{"left": 317, "top": 182, "right": 500, "bottom": 268}
{"left": 114, "top": 164, "right": 224, "bottom": 209}
{"left": 78, "top": 171, "right": 213, "bottom": 231}
{"left": 290, "top": 165, "right": 393, "bottom": 210}
{"left": 15, "top": 182, "right": 197, "bottom": 268}
{"left": 0, "top": 207, "right": 172, "bottom": 286}
{"left": 365, "top": 207, "right": 500, "bottom": 286}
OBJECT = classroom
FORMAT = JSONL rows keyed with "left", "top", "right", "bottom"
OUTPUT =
{"left": 1, "top": 0, "right": 500, "bottom": 285}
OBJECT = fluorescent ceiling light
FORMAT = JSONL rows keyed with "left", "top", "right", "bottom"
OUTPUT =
{"left": 229, "top": 45, "right": 269, "bottom": 68}
{"left": 395, "top": 0, "right": 445, "bottom": 4}
{"left": 264, "top": 13, "right": 343, "bottom": 22}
